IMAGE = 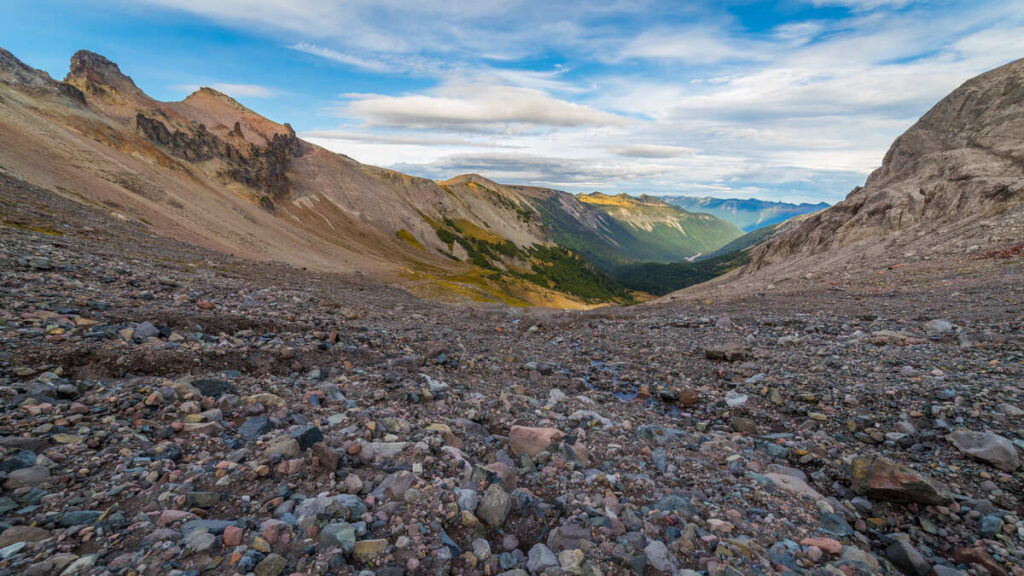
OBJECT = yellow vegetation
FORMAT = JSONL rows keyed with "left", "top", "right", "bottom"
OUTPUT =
{"left": 3, "top": 221, "right": 64, "bottom": 236}
{"left": 402, "top": 265, "right": 607, "bottom": 310}
{"left": 451, "top": 218, "right": 503, "bottom": 243}
{"left": 395, "top": 229, "right": 424, "bottom": 250}
{"left": 577, "top": 192, "right": 639, "bottom": 207}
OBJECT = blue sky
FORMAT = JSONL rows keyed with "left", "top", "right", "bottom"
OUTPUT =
{"left": 3, "top": 0, "right": 1023, "bottom": 203}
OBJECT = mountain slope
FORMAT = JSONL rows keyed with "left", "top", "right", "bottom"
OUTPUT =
{"left": 748, "top": 56, "right": 1024, "bottom": 272}
{"left": 0, "top": 48, "right": 637, "bottom": 307}
{"left": 576, "top": 193, "right": 743, "bottom": 261}
{"left": 662, "top": 195, "right": 828, "bottom": 232}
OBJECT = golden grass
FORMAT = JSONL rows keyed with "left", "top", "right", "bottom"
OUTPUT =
{"left": 395, "top": 229, "right": 424, "bottom": 250}
{"left": 451, "top": 218, "right": 503, "bottom": 243}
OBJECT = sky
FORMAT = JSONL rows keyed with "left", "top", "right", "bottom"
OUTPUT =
{"left": 2, "top": 1, "right": 1023, "bottom": 204}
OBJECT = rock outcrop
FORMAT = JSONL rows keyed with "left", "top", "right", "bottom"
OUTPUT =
{"left": 65, "top": 49, "right": 145, "bottom": 100}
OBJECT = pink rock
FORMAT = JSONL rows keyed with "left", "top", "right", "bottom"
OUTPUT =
{"left": 222, "top": 525, "right": 243, "bottom": 547}
{"left": 800, "top": 537, "right": 842, "bottom": 555}
{"left": 261, "top": 520, "right": 282, "bottom": 544}
{"left": 508, "top": 425, "right": 563, "bottom": 457}
{"left": 157, "top": 509, "right": 195, "bottom": 526}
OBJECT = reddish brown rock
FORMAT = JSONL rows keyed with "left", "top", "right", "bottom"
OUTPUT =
{"left": 850, "top": 455, "right": 951, "bottom": 505}
{"left": 954, "top": 546, "right": 1009, "bottom": 576}
{"left": 678, "top": 387, "right": 700, "bottom": 407}
{"left": 312, "top": 442, "right": 340, "bottom": 472}
{"left": 509, "top": 426, "right": 563, "bottom": 457}
{"left": 222, "top": 525, "right": 243, "bottom": 547}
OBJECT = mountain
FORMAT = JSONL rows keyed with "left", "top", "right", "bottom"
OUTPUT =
{"left": 1, "top": 47, "right": 745, "bottom": 307}
{"left": 572, "top": 192, "right": 742, "bottom": 262}
{"left": 506, "top": 187, "right": 740, "bottom": 270}
{"left": 661, "top": 195, "right": 829, "bottom": 232}
{"left": 664, "top": 57, "right": 1024, "bottom": 300}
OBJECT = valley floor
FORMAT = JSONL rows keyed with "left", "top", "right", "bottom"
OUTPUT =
{"left": 2, "top": 174, "right": 1023, "bottom": 575}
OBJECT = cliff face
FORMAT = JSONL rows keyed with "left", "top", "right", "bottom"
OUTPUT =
{"left": 748, "top": 57, "right": 1024, "bottom": 271}
{"left": 135, "top": 113, "right": 303, "bottom": 201}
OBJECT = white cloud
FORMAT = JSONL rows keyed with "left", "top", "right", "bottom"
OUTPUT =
{"left": 340, "top": 83, "right": 630, "bottom": 130}
{"left": 289, "top": 43, "right": 397, "bottom": 74}
{"left": 172, "top": 83, "right": 277, "bottom": 98}
{"left": 808, "top": 0, "right": 914, "bottom": 9}
{"left": 612, "top": 144, "right": 696, "bottom": 158}
{"left": 128, "top": 0, "right": 1024, "bottom": 202}
{"left": 618, "top": 27, "right": 765, "bottom": 64}
{"left": 300, "top": 130, "right": 522, "bottom": 148}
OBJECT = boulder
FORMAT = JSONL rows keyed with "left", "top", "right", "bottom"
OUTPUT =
{"left": 850, "top": 455, "right": 951, "bottom": 505}
{"left": 947, "top": 430, "right": 1020, "bottom": 471}
{"left": 509, "top": 426, "right": 563, "bottom": 457}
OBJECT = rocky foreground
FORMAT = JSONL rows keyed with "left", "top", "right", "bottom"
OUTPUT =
{"left": 1, "top": 174, "right": 1023, "bottom": 576}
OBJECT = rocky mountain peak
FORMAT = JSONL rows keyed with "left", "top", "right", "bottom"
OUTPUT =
{"left": 184, "top": 86, "right": 251, "bottom": 111}
{"left": 442, "top": 174, "right": 500, "bottom": 188}
{"left": 65, "top": 50, "right": 143, "bottom": 97}
{"left": 0, "top": 46, "right": 55, "bottom": 88}
{"left": 868, "top": 57, "right": 1024, "bottom": 186}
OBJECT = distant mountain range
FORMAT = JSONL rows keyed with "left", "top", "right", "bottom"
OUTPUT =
{"left": 661, "top": 196, "right": 829, "bottom": 232}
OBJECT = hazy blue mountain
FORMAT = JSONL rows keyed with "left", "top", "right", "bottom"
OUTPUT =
{"left": 661, "top": 196, "right": 829, "bottom": 232}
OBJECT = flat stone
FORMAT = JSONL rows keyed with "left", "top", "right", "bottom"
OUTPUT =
{"left": 0, "top": 526, "right": 51, "bottom": 548}
{"left": 0, "top": 450, "right": 37, "bottom": 473}
{"left": 765, "top": 473, "right": 823, "bottom": 500}
{"left": 850, "top": 455, "right": 951, "bottom": 505}
{"left": 184, "top": 531, "right": 216, "bottom": 555}
{"left": 363, "top": 441, "right": 407, "bottom": 458}
{"left": 254, "top": 553, "right": 288, "bottom": 576}
{"left": 59, "top": 554, "right": 98, "bottom": 576}
{"left": 185, "top": 492, "right": 221, "bottom": 508}
{"left": 4, "top": 465, "right": 49, "bottom": 490}
{"left": 948, "top": 430, "right": 1020, "bottom": 471}
{"left": 59, "top": 510, "right": 102, "bottom": 527}
{"left": 705, "top": 341, "right": 750, "bottom": 361}
{"left": 352, "top": 539, "right": 388, "bottom": 562}
{"left": 181, "top": 519, "right": 235, "bottom": 536}
{"left": 193, "top": 378, "right": 231, "bottom": 397}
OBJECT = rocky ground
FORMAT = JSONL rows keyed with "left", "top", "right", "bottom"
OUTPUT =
{"left": 1, "top": 173, "right": 1023, "bottom": 576}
